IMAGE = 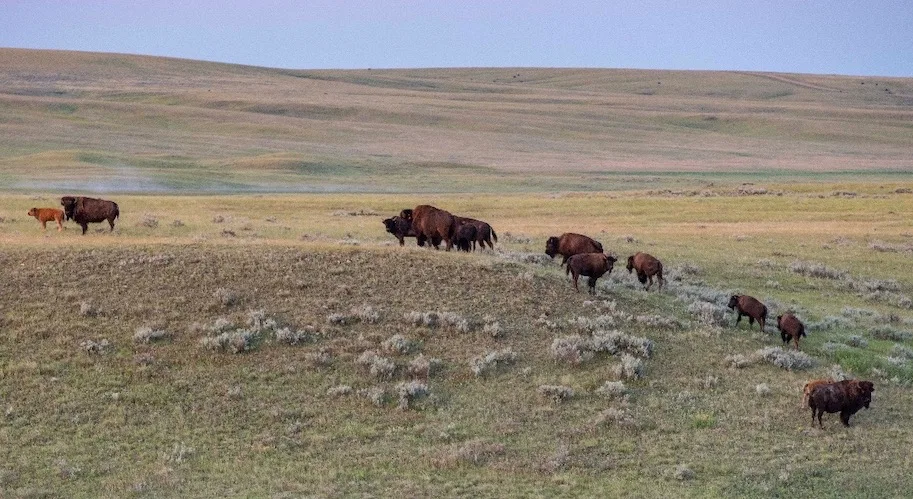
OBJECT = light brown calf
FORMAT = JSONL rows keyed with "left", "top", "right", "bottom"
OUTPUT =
{"left": 28, "top": 208, "right": 65, "bottom": 231}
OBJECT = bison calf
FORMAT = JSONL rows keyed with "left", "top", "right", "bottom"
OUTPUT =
{"left": 566, "top": 253, "right": 617, "bottom": 294}
{"left": 382, "top": 216, "right": 416, "bottom": 246}
{"left": 454, "top": 223, "right": 477, "bottom": 252}
{"left": 546, "top": 233, "right": 604, "bottom": 266}
{"left": 626, "top": 252, "right": 666, "bottom": 291}
{"left": 27, "top": 208, "right": 65, "bottom": 232}
{"left": 808, "top": 379, "right": 874, "bottom": 428}
{"left": 727, "top": 294, "right": 768, "bottom": 332}
{"left": 777, "top": 313, "right": 806, "bottom": 350}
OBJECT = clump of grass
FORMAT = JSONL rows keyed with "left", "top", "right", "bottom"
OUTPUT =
{"left": 133, "top": 326, "right": 169, "bottom": 344}
{"left": 755, "top": 383, "right": 771, "bottom": 396}
{"left": 351, "top": 304, "right": 381, "bottom": 324}
{"left": 870, "top": 326, "right": 912, "bottom": 342}
{"left": 567, "top": 314, "right": 618, "bottom": 332}
{"left": 437, "top": 439, "right": 505, "bottom": 467}
{"left": 890, "top": 344, "right": 913, "bottom": 360}
{"left": 755, "top": 346, "right": 815, "bottom": 370}
{"left": 404, "top": 310, "right": 476, "bottom": 333}
{"left": 614, "top": 354, "right": 645, "bottom": 379}
{"left": 687, "top": 301, "right": 730, "bottom": 327}
{"left": 200, "top": 329, "right": 258, "bottom": 354}
{"left": 670, "top": 464, "right": 695, "bottom": 481}
{"left": 538, "top": 384, "right": 574, "bottom": 403}
{"left": 213, "top": 288, "right": 238, "bottom": 308}
{"left": 852, "top": 278, "right": 902, "bottom": 293}
{"left": 699, "top": 375, "right": 719, "bottom": 389}
{"left": 357, "top": 386, "right": 388, "bottom": 407}
{"left": 482, "top": 321, "right": 504, "bottom": 338}
{"left": 356, "top": 350, "right": 396, "bottom": 380}
{"left": 326, "top": 385, "right": 352, "bottom": 397}
{"left": 408, "top": 354, "right": 443, "bottom": 379}
{"left": 80, "top": 338, "right": 111, "bottom": 355}
{"left": 274, "top": 326, "right": 315, "bottom": 345}
{"left": 724, "top": 353, "right": 755, "bottom": 369}
{"left": 382, "top": 334, "right": 418, "bottom": 355}
{"left": 550, "top": 335, "right": 594, "bottom": 365}
{"left": 395, "top": 381, "right": 430, "bottom": 410}
{"left": 137, "top": 214, "right": 159, "bottom": 228}
{"left": 789, "top": 260, "right": 849, "bottom": 280}
{"left": 842, "top": 307, "right": 876, "bottom": 319}
{"left": 78, "top": 301, "right": 99, "bottom": 317}
{"left": 327, "top": 312, "right": 353, "bottom": 325}
{"left": 306, "top": 347, "right": 333, "bottom": 368}
{"left": 170, "top": 219, "right": 185, "bottom": 228}
{"left": 691, "top": 413, "right": 716, "bottom": 429}
{"left": 846, "top": 335, "right": 869, "bottom": 348}
{"left": 470, "top": 348, "right": 517, "bottom": 377}
{"left": 212, "top": 215, "right": 226, "bottom": 223}
{"left": 634, "top": 314, "right": 685, "bottom": 330}
{"left": 594, "top": 407, "right": 634, "bottom": 427}
{"left": 808, "top": 315, "right": 853, "bottom": 332}
{"left": 595, "top": 380, "right": 628, "bottom": 399}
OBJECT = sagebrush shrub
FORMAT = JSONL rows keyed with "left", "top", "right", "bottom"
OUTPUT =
{"left": 687, "top": 301, "right": 729, "bottom": 327}
{"left": 408, "top": 354, "right": 443, "bottom": 379}
{"left": 614, "top": 354, "right": 645, "bottom": 379}
{"left": 846, "top": 335, "right": 868, "bottom": 348}
{"left": 306, "top": 348, "right": 333, "bottom": 368}
{"left": 356, "top": 350, "right": 396, "bottom": 380}
{"left": 470, "top": 349, "right": 517, "bottom": 377}
{"left": 274, "top": 326, "right": 314, "bottom": 345}
{"left": 79, "top": 301, "right": 99, "bottom": 317}
{"left": 870, "top": 326, "right": 913, "bottom": 342}
{"left": 789, "top": 260, "right": 848, "bottom": 280}
{"left": 326, "top": 385, "right": 352, "bottom": 397}
{"left": 80, "top": 338, "right": 110, "bottom": 355}
{"left": 538, "top": 385, "right": 574, "bottom": 403}
{"left": 755, "top": 347, "right": 814, "bottom": 371}
{"left": 725, "top": 354, "right": 754, "bottom": 369}
{"left": 550, "top": 335, "right": 594, "bottom": 365}
{"left": 133, "top": 327, "right": 169, "bottom": 344}
{"left": 594, "top": 407, "right": 634, "bottom": 426}
{"left": 213, "top": 288, "right": 238, "bottom": 308}
{"left": 396, "top": 381, "right": 430, "bottom": 410}
{"left": 200, "top": 329, "right": 257, "bottom": 354}
{"left": 755, "top": 383, "right": 771, "bottom": 396}
{"left": 357, "top": 386, "right": 388, "bottom": 407}
{"left": 382, "top": 334, "right": 417, "bottom": 355}
{"left": 595, "top": 381, "right": 627, "bottom": 399}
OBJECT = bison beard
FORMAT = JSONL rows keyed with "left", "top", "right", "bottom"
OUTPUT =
{"left": 61, "top": 196, "right": 120, "bottom": 235}
{"left": 808, "top": 380, "right": 874, "bottom": 428}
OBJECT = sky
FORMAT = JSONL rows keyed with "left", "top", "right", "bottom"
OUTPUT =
{"left": 2, "top": 1, "right": 912, "bottom": 77}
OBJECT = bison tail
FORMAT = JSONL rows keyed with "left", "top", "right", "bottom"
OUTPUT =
{"left": 491, "top": 228, "right": 498, "bottom": 243}
{"left": 113, "top": 203, "right": 120, "bottom": 220}
{"left": 799, "top": 324, "right": 807, "bottom": 338}
{"left": 761, "top": 305, "right": 768, "bottom": 320}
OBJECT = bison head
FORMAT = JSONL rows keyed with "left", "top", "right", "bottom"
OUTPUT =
{"left": 626, "top": 255, "right": 635, "bottom": 273}
{"left": 544, "top": 236, "right": 559, "bottom": 258}
{"left": 60, "top": 196, "right": 77, "bottom": 221}
{"left": 857, "top": 380, "right": 875, "bottom": 408}
{"left": 27, "top": 208, "right": 37, "bottom": 217}
{"left": 727, "top": 295, "right": 740, "bottom": 310}
{"left": 605, "top": 254, "right": 617, "bottom": 273}
{"left": 382, "top": 217, "right": 396, "bottom": 233}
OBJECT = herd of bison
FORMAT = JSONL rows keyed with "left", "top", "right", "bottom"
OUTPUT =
{"left": 25, "top": 197, "right": 876, "bottom": 428}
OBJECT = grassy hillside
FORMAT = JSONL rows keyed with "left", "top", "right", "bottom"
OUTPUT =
{"left": 2, "top": 190, "right": 913, "bottom": 496}
{"left": 1, "top": 48, "right": 912, "bottom": 192}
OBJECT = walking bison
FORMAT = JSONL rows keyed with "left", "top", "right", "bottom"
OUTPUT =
{"left": 409, "top": 205, "right": 457, "bottom": 250}
{"left": 545, "top": 233, "right": 604, "bottom": 266}
{"left": 808, "top": 379, "right": 874, "bottom": 428}
{"left": 60, "top": 196, "right": 120, "bottom": 235}
{"left": 727, "top": 294, "right": 768, "bottom": 332}
{"left": 776, "top": 313, "right": 806, "bottom": 350}
{"left": 626, "top": 252, "right": 666, "bottom": 291}
{"left": 27, "top": 207, "right": 65, "bottom": 232}
{"left": 566, "top": 253, "right": 617, "bottom": 294}
{"left": 455, "top": 216, "right": 497, "bottom": 250}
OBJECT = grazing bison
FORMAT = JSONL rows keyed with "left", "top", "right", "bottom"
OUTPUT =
{"left": 382, "top": 216, "right": 416, "bottom": 246}
{"left": 61, "top": 196, "right": 120, "bottom": 235}
{"left": 454, "top": 223, "right": 477, "bottom": 252}
{"left": 777, "top": 313, "right": 807, "bottom": 350}
{"left": 545, "top": 233, "right": 604, "bottom": 266}
{"left": 802, "top": 378, "right": 835, "bottom": 408}
{"left": 27, "top": 207, "right": 65, "bottom": 232}
{"left": 808, "top": 379, "right": 874, "bottom": 428}
{"left": 455, "top": 217, "right": 498, "bottom": 250}
{"left": 410, "top": 205, "right": 456, "bottom": 250}
{"left": 626, "top": 252, "right": 666, "bottom": 291}
{"left": 727, "top": 294, "right": 768, "bottom": 332}
{"left": 566, "top": 253, "right": 617, "bottom": 294}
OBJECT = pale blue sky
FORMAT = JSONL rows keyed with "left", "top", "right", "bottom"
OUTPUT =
{"left": 2, "top": 1, "right": 911, "bottom": 76}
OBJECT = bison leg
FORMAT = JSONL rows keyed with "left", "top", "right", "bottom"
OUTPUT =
{"left": 645, "top": 275, "right": 654, "bottom": 291}
{"left": 56, "top": 219, "right": 63, "bottom": 232}
{"left": 735, "top": 312, "right": 742, "bottom": 325}
{"left": 748, "top": 316, "right": 755, "bottom": 326}
{"left": 758, "top": 319, "right": 765, "bottom": 333}
{"left": 80, "top": 222, "right": 88, "bottom": 235}
{"left": 588, "top": 276, "right": 598, "bottom": 295}
{"left": 657, "top": 272, "right": 665, "bottom": 291}
{"left": 108, "top": 217, "right": 115, "bottom": 231}
{"left": 40, "top": 220, "right": 47, "bottom": 230}
{"left": 840, "top": 411, "right": 852, "bottom": 426}
{"left": 571, "top": 271, "right": 580, "bottom": 291}
{"left": 397, "top": 236, "right": 405, "bottom": 246}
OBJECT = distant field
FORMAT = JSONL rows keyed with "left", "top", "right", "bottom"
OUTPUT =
{"left": 2, "top": 189, "right": 913, "bottom": 495}
{"left": 1, "top": 48, "right": 912, "bottom": 192}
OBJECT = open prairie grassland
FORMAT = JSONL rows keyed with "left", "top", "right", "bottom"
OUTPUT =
{"left": 2, "top": 49, "right": 913, "bottom": 497}
{"left": 2, "top": 188, "right": 913, "bottom": 497}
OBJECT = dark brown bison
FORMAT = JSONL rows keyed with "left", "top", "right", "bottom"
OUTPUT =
{"left": 545, "top": 233, "right": 604, "bottom": 266}
{"left": 566, "top": 253, "right": 617, "bottom": 294}
{"left": 60, "top": 196, "right": 119, "bottom": 235}
{"left": 410, "top": 205, "right": 456, "bottom": 250}
{"left": 776, "top": 313, "right": 806, "bottom": 350}
{"left": 808, "top": 379, "right": 874, "bottom": 428}
{"left": 454, "top": 224, "right": 477, "bottom": 252}
{"left": 727, "top": 294, "right": 767, "bottom": 332}
{"left": 626, "top": 252, "right": 666, "bottom": 291}
{"left": 455, "top": 216, "right": 497, "bottom": 250}
{"left": 382, "top": 216, "right": 416, "bottom": 246}
{"left": 27, "top": 208, "right": 65, "bottom": 232}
